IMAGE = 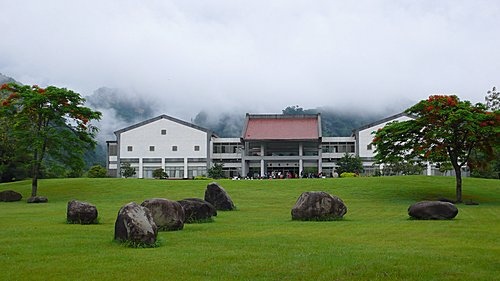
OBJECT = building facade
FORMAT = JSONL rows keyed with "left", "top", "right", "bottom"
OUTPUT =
{"left": 107, "top": 112, "right": 437, "bottom": 179}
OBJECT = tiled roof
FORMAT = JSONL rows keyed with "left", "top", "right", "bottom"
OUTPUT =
{"left": 242, "top": 114, "right": 321, "bottom": 140}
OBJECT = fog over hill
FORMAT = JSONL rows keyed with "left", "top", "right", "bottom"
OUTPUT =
{"left": 1, "top": 72, "right": 409, "bottom": 166}
{"left": 2, "top": 72, "right": 409, "bottom": 140}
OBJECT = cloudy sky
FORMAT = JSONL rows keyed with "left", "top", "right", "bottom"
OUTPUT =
{"left": 1, "top": 0, "right": 499, "bottom": 120}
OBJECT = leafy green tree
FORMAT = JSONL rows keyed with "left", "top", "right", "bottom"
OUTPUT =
{"left": 208, "top": 163, "right": 225, "bottom": 179}
{"left": 152, "top": 168, "right": 168, "bottom": 179}
{"left": 87, "top": 165, "right": 108, "bottom": 178}
{"left": 0, "top": 83, "right": 101, "bottom": 197}
{"left": 0, "top": 111, "right": 31, "bottom": 182}
{"left": 120, "top": 162, "right": 136, "bottom": 178}
{"left": 373, "top": 95, "right": 499, "bottom": 202}
{"left": 468, "top": 86, "right": 500, "bottom": 179}
{"left": 336, "top": 153, "right": 364, "bottom": 175}
{"left": 485, "top": 86, "right": 499, "bottom": 111}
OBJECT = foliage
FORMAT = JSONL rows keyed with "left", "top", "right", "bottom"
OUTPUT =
{"left": 485, "top": 86, "right": 499, "bottom": 111}
{"left": 380, "top": 162, "right": 425, "bottom": 176}
{"left": 0, "top": 83, "right": 101, "bottom": 196}
{"left": 208, "top": 163, "right": 225, "bottom": 179}
{"left": 87, "top": 165, "right": 108, "bottom": 178}
{"left": 120, "top": 162, "right": 136, "bottom": 178}
{"left": 340, "top": 172, "right": 357, "bottom": 178}
{"left": 193, "top": 175, "right": 211, "bottom": 180}
{"left": 336, "top": 153, "right": 364, "bottom": 175}
{"left": 152, "top": 168, "right": 168, "bottom": 179}
{"left": 373, "top": 95, "right": 500, "bottom": 202}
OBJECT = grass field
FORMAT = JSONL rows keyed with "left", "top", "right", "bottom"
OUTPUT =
{"left": 1, "top": 176, "right": 499, "bottom": 281}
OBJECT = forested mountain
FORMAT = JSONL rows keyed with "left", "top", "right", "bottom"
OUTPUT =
{"left": 0, "top": 73, "right": 18, "bottom": 84}
{"left": 192, "top": 105, "right": 395, "bottom": 137}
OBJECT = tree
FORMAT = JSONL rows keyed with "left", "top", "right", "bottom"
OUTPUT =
{"left": 372, "top": 95, "right": 499, "bottom": 202}
{"left": 485, "top": 86, "right": 499, "bottom": 111}
{"left": 208, "top": 163, "right": 225, "bottom": 179}
{"left": 335, "top": 153, "right": 364, "bottom": 175}
{"left": 152, "top": 168, "right": 168, "bottom": 179}
{"left": 87, "top": 165, "right": 108, "bottom": 178}
{"left": 120, "top": 162, "right": 136, "bottom": 178}
{"left": 0, "top": 83, "right": 101, "bottom": 197}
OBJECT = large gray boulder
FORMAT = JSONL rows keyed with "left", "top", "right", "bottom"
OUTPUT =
{"left": 291, "top": 191, "right": 347, "bottom": 221}
{"left": 178, "top": 198, "right": 217, "bottom": 223}
{"left": 67, "top": 200, "right": 98, "bottom": 224}
{"left": 141, "top": 198, "right": 185, "bottom": 231}
{"left": 204, "top": 182, "right": 235, "bottom": 211}
{"left": 0, "top": 190, "right": 22, "bottom": 202}
{"left": 408, "top": 201, "right": 458, "bottom": 220}
{"left": 27, "top": 196, "right": 48, "bottom": 203}
{"left": 114, "top": 202, "right": 158, "bottom": 246}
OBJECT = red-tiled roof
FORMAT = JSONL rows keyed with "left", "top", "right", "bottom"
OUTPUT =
{"left": 243, "top": 115, "right": 320, "bottom": 140}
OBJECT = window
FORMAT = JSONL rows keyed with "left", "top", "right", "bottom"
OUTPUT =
{"left": 367, "top": 144, "right": 372, "bottom": 150}
{"left": 127, "top": 146, "right": 133, "bottom": 152}
{"left": 172, "top": 146, "right": 178, "bottom": 151}
{"left": 161, "top": 129, "right": 166, "bottom": 135}
{"left": 149, "top": 146, "right": 155, "bottom": 151}
{"left": 194, "top": 145, "right": 200, "bottom": 151}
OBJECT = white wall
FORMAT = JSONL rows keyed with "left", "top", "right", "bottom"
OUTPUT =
{"left": 357, "top": 115, "right": 413, "bottom": 158}
{"left": 119, "top": 118, "right": 208, "bottom": 159}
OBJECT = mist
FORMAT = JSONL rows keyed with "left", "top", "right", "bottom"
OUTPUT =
{"left": 1, "top": 1, "right": 498, "bottom": 123}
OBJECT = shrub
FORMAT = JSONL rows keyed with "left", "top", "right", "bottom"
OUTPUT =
{"left": 87, "top": 165, "right": 108, "bottom": 178}
{"left": 340, "top": 172, "right": 357, "bottom": 178}
{"left": 152, "top": 168, "right": 168, "bottom": 179}
{"left": 208, "top": 163, "right": 225, "bottom": 179}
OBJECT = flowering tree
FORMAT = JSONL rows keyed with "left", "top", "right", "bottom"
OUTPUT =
{"left": 372, "top": 95, "right": 499, "bottom": 202}
{"left": 0, "top": 83, "right": 101, "bottom": 198}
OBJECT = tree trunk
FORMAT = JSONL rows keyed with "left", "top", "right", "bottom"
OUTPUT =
{"left": 454, "top": 165, "right": 462, "bottom": 203}
{"left": 31, "top": 160, "right": 39, "bottom": 197}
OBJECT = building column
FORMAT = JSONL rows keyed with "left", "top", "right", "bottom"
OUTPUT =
{"left": 184, "top": 157, "right": 188, "bottom": 179}
{"left": 138, "top": 158, "right": 143, "bottom": 178}
{"left": 426, "top": 162, "right": 432, "bottom": 176}
{"left": 318, "top": 146, "right": 322, "bottom": 175}
{"left": 299, "top": 143, "right": 304, "bottom": 177}
{"left": 260, "top": 159, "right": 265, "bottom": 177}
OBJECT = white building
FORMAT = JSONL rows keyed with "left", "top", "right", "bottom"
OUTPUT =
{"left": 107, "top": 114, "right": 215, "bottom": 179}
{"left": 352, "top": 112, "right": 414, "bottom": 175}
{"left": 107, "top": 112, "right": 434, "bottom": 179}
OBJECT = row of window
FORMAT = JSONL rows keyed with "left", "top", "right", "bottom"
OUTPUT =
{"left": 127, "top": 145, "right": 200, "bottom": 152}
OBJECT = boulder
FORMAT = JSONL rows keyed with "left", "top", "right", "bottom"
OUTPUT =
{"left": 204, "top": 182, "right": 235, "bottom": 211}
{"left": 114, "top": 202, "right": 158, "bottom": 246}
{"left": 178, "top": 198, "right": 217, "bottom": 223}
{"left": 67, "top": 200, "right": 98, "bottom": 224}
{"left": 408, "top": 201, "right": 458, "bottom": 220}
{"left": 291, "top": 191, "right": 347, "bottom": 221}
{"left": 27, "top": 196, "right": 48, "bottom": 203}
{"left": 0, "top": 190, "right": 22, "bottom": 202}
{"left": 141, "top": 198, "right": 185, "bottom": 231}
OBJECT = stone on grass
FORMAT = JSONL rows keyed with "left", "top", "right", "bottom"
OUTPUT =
{"left": 0, "top": 190, "right": 22, "bottom": 202}
{"left": 27, "top": 196, "right": 48, "bottom": 203}
{"left": 291, "top": 191, "right": 347, "bottom": 221}
{"left": 408, "top": 201, "right": 458, "bottom": 220}
{"left": 141, "top": 198, "right": 185, "bottom": 231}
{"left": 114, "top": 202, "right": 158, "bottom": 246}
{"left": 67, "top": 200, "right": 98, "bottom": 224}
{"left": 178, "top": 198, "right": 217, "bottom": 223}
{"left": 204, "top": 182, "right": 235, "bottom": 211}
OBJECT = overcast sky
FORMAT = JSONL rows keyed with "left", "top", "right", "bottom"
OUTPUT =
{"left": 1, "top": 0, "right": 499, "bottom": 120}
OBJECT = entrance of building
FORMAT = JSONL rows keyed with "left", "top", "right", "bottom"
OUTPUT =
{"left": 267, "top": 167, "right": 299, "bottom": 178}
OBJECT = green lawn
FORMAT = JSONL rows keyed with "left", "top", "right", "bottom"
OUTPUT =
{"left": 1, "top": 176, "right": 499, "bottom": 281}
